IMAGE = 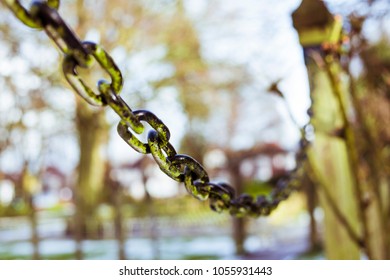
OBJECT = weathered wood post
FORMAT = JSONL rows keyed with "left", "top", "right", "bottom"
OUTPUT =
{"left": 292, "top": 0, "right": 362, "bottom": 259}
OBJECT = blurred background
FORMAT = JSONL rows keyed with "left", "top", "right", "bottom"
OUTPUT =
{"left": 0, "top": 0, "right": 389, "bottom": 260}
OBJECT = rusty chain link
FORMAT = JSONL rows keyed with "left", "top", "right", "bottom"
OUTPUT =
{"left": 2, "top": 0, "right": 311, "bottom": 217}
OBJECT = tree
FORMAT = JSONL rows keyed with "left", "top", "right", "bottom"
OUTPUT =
{"left": 0, "top": 5, "right": 74, "bottom": 259}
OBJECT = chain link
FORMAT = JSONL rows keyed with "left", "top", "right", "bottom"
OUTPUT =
{"left": 63, "top": 41, "right": 124, "bottom": 105}
{"left": 3, "top": 0, "right": 59, "bottom": 28}
{"left": 2, "top": 0, "right": 311, "bottom": 217}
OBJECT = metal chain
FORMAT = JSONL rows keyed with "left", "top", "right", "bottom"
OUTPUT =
{"left": 2, "top": 0, "right": 311, "bottom": 217}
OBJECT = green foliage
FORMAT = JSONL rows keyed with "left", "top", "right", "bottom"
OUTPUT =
{"left": 0, "top": 200, "right": 29, "bottom": 217}
{"left": 243, "top": 180, "right": 273, "bottom": 197}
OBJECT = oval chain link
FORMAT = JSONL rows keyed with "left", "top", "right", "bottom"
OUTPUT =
{"left": 3, "top": 0, "right": 60, "bottom": 28}
{"left": 31, "top": 1, "right": 93, "bottom": 67}
{"left": 2, "top": 0, "right": 311, "bottom": 217}
{"left": 63, "top": 41, "right": 123, "bottom": 106}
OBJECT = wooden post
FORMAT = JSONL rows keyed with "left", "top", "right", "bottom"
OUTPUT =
{"left": 292, "top": 0, "right": 362, "bottom": 259}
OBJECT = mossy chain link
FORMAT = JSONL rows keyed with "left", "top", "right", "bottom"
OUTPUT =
{"left": 2, "top": 0, "right": 310, "bottom": 217}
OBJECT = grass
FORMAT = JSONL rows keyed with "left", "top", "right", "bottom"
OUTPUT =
{"left": 296, "top": 246, "right": 324, "bottom": 260}
{"left": 182, "top": 254, "right": 220, "bottom": 260}
{"left": 0, "top": 251, "right": 102, "bottom": 260}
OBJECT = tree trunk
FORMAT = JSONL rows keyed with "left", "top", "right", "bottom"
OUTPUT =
{"left": 230, "top": 161, "right": 247, "bottom": 256}
{"left": 302, "top": 173, "right": 319, "bottom": 250}
{"left": 143, "top": 169, "right": 160, "bottom": 260}
{"left": 75, "top": 101, "right": 108, "bottom": 239}
{"left": 27, "top": 192, "right": 39, "bottom": 260}
{"left": 22, "top": 166, "right": 40, "bottom": 260}
{"left": 113, "top": 181, "right": 126, "bottom": 260}
{"left": 73, "top": 102, "right": 108, "bottom": 260}
{"left": 70, "top": 0, "right": 109, "bottom": 257}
